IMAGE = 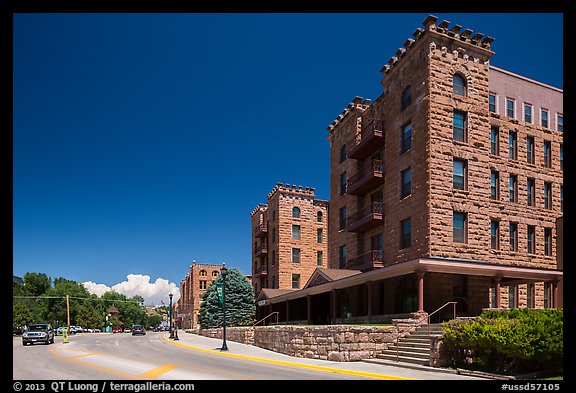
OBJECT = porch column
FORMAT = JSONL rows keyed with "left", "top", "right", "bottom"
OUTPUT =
{"left": 367, "top": 281, "right": 373, "bottom": 323}
{"left": 307, "top": 295, "right": 312, "bottom": 324}
{"left": 552, "top": 280, "right": 558, "bottom": 308}
{"left": 331, "top": 289, "right": 337, "bottom": 323}
{"left": 493, "top": 276, "right": 501, "bottom": 308}
{"left": 417, "top": 271, "right": 425, "bottom": 312}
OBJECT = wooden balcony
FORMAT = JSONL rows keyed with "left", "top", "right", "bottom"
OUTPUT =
{"left": 255, "top": 223, "right": 268, "bottom": 238}
{"left": 347, "top": 202, "right": 384, "bottom": 233}
{"left": 347, "top": 159, "right": 384, "bottom": 195}
{"left": 347, "top": 250, "right": 385, "bottom": 271}
{"left": 347, "top": 119, "right": 385, "bottom": 159}
{"left": 255, "top": 243, "right": 268, "bottom": 257}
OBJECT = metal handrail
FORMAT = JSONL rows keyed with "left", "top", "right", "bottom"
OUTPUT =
{"left": 395, "top": 301, "right": 458, "bottom": 362}
{"left": 253, "top": 311, "right": 279, "bottom": 327}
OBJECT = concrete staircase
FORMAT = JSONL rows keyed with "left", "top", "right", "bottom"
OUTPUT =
{"left": 374, "top": 323, "right": 443, "bottom": 366}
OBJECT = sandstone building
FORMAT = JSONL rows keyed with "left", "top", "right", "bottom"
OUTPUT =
{"left": 256, "top": 15, "right": 563, "bottom": 324}
{"left": 177, "top": 261, "right": 223, "bottom": 329}
{"left": 250, "top": 183, "right": 329, "bottom": 297}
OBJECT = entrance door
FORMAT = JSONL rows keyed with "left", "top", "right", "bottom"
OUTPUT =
{"left": 396, "top": 275, "right": 417, "bottom": 313}
{"left": 453, "top": 274, "right": 469, "bottom": 316}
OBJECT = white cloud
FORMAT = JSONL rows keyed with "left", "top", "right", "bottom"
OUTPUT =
{"left": 83, "top": 274, "right": 180, "bottom": 306}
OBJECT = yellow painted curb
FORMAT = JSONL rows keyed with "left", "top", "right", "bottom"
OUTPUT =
{"left": 162, "top": 334, "right": 415, "bottom": 380}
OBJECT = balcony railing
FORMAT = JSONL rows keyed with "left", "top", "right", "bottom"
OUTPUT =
{"left": 255, "top": 223, "right": 268, "bottom": 238}
{"left": 347, "top": 159, "right": 384, "bottom": 195}
{"left": 254, "top": 264, "right": 268, "bottom": 277}
{"left": 347, "top": 119, "right": 385, "bottom": 159}
{"left": 347, "top": 250, "right": 385, "bottom": 271}
{"left": 254, "top": 243, "right": 268, "bottom": 257}
{"left": 347, "top": 202, "right": 384, "bottom": 232}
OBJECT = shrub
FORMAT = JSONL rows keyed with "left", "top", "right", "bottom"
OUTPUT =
{"left": 442, "top": 308, "right": 563, "bottom": 374}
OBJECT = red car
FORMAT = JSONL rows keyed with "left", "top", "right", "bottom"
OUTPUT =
{"left": 112, "top": 327, "right": 122, "bottom": 333}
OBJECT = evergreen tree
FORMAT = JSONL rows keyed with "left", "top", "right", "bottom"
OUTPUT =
{"left": 199, "top": 268, "right": 255, "bottom": 329}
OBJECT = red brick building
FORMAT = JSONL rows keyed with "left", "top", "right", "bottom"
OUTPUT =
{"left": 250, "top": 183, "right": 329, "bottom": 297}
{"left": 257, "top": 15, "right": 563, "bottom": 324}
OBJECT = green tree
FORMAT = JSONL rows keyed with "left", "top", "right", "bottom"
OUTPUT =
{"left": 13, "top": 303, "right": 33, "bottom": 331}
{"left": 199, "top": 268, "right": 255, "bottom": 329}
{"left": 23, "top": 272, "right": 51, "bottom": 296}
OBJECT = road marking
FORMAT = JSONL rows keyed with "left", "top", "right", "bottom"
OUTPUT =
{"left": 139, "top": 364, "right": 178, "bottom": 379}
{"left": 48, "top": 346, "right": 137, "bottom": 379}
{"left": 68, "top": 352, "right": 101, "bottom": 359}
{"left": 162, "top": 334, "right": 414, "bottom": 380}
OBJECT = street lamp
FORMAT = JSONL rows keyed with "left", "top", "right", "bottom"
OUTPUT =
{"left": 169, "top": 293, "right": 174, "bottom": 339}
{"left": 220, "top": 262, "right": 228, "bottom": 351}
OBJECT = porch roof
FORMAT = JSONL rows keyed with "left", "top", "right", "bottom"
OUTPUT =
{"left": 258, "top": 257, "right": 563, "bottom": 306}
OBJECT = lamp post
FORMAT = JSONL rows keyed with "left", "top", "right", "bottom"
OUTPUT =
{"left": 169, "top": 293, "right": 174, "bottom": 339}
{"left": 220, "top": 262, "right": 228, "bottom": 351}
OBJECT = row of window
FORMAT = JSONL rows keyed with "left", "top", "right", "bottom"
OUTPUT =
{"left": 490, "top": 170, "right": 563, "bottom": 211}
{"left": 491, "top": 282, "right": 555, "bottom": 309}
{"left": 291, "top": 225, "right": 323, "bottom": 243}
{"left": 261, "top": 249, "right": 325, "bottom": 267}
{"left": 489, "top": 93, "right": 563, "bottom": 132}
{"left": 492, "top": 126, "right": 563, "bottom": 169}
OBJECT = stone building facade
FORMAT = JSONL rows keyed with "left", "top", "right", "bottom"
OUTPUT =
{"left": 250, "top": 183, "right": 329, "bottom": 296}
{"left": 177, "top": 261, "right": 222, "bottom": 329}
{"left": 257, "top": 15, "right": 562, "bottom": 324}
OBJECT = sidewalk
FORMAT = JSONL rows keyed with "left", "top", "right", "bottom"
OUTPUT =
{"left": 162, "top": 331, "right": 486, "bottom": 381}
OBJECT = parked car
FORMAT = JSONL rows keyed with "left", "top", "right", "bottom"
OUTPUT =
{"left": 112, "top": 327, "right": 122, "bottom": 333}
{"left": 56, "top": 327, "right": 67, "bottom": 336}
{"left": 131, "top": 325, "right": 145, "bottom": 336}
{"left": 22, "top": 323, "right": 54, "bottom": 346}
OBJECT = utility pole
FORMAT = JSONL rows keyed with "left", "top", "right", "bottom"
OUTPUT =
{"left": 66, "top": 294, "right": 71, "bottom": 330}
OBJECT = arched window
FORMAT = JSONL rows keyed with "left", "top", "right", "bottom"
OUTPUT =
{"left": 401, "top": 86, "right": 412, "bottom": 111}
{"left": 292, "top": 207, "right": 301, "bottom": 218}
{"left": 317, "top": 211, "right": 323, "bottom": 222}
{"left": 199, "top": 270, "right": 207, "bottom": 277}
{"left": 453, "top": 74, "right": 467, "bottom": 96}
{"left": 211, "top": 271, "right": 219, "bottom": 277}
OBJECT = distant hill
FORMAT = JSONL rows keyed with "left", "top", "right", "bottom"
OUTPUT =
{"left": 13, "top": 276, "right": 24, "bottom": 285}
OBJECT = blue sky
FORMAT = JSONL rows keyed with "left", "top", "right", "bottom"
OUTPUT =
{"left": 12, "top": 13, "right": 563, "bottom": 300}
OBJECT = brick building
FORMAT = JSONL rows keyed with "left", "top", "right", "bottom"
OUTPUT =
{"left": 256, "top": 15, "right": 563, "bottom": 324}
{"left": 250, "top": 183, "right": 329, "bottom": 297}
{"left": 177, "top": 261, "right": 223, "bottom": 329}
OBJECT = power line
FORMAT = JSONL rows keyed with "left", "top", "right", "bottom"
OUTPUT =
{"left": 13, "top": 295, "right": 143, "bottom": 304}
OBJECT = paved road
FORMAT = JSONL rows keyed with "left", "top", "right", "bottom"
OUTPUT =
{"left": 13, "top": 331, "right": 484, "bottom": 380}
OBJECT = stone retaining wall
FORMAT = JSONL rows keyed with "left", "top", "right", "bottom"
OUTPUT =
{"left": 193, "top": 314, "right": 424, "bottom": 361}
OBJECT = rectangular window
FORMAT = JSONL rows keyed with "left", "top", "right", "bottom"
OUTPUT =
{"left": 340, "top": 172, "right": 347, "bottom": 196}
{"left": 543, "top": 141, "right": 552, "bottom": 168}
{"left": 272, "top": 250, "right": 276, "bottom": 266}
{"left": 489, "top": 93, "right": 497, "bottom": 113}
{"left": 509, "top": 285, "right": 517, "bottom": 308}
{"left": 490, "top": 170, "right": 499, "bottom": 200}
{"left": 527, "top": 225, "right": 536, "bottom": 254}
{"left": 453, "top": 111, "right": 467, "bottom": 142}
{"left": 317, "top": 251, "right": 323, "bottom": 266}
{"left": 453, "top": 159, "right": 467, "bottom": 190}
{"left": 509, "top": 174, "right": 518, "bottom": 203}
{"left": 509, "top": 222, "right": 518, "bottom": 252}
{"left": 527, "top": 283, "right": 535, "bottom": 308}
{"left": 557, "top": 114, "right": 563, "bottom": 132}
{"left": 526, "top": 136, "right": 535, "bottom": 164}
{"left": 453, "top": 211, "right": 467, "bottom": 243}
{"left": 371, "top": 233, "right": 384, "bottom": 251}
{"left": 401, "top": 122, "right": 412, "bottom": 154}
{"left": 509, "top": 131, "right": 517, "bottom": 160}
{"left": 541, "top": 109, "right": 549, "bottom": 128}
{"left": 544, "top": 282, "right": 551, "bottom": 308}
{"left": 317, "top": 228, "right": 323, "bottom": 243}
{"left": 339, "top": 245, "right": 347, "bottom": 269}
{"left": 506, "top": 98, "right": 515, "bottom": 118}
{"left": 400, "top": 167, "right": 411, "bottom": 199}
{"left": 527, "top": 178, "right": 535, "bottom": 207}
{"left": 560, "top": 185, "right": 564, "bottom": 212}
{"left": 560, "top": 144, "right": 563, "bottom": 171}
{"left": 292, "top": 225, "right": 300, "bottom": 240}
{"left": 524, "top": 103, "right": 532, "bottom": 123}
{"left": 292, "top": 248, "right": 301, "bottom": 263}
{"left": 544, "top": 227, "right": 552, "bottom": 256}
{"left": 544, "top": 182, "right": 552, "bottom": 209}
{"left": 491, "top": 220, "right": 500, "bottom": 250}
{"left": 400, "top": 218, "right": 412, "bottom": 249}
{"left": 199, "top": 280, "right": 207, "bottom": 290}
{"left": 292, "top": 274, "right": 300, "bottom": 289}
{"left": 490, "top": 126, "right": 499, "bottom": 155}
{"left": 339, "top": 207, "right": 347, "bottom": 230}
{"left": 491, "top": 287, "right": 497, "bottom": 308}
